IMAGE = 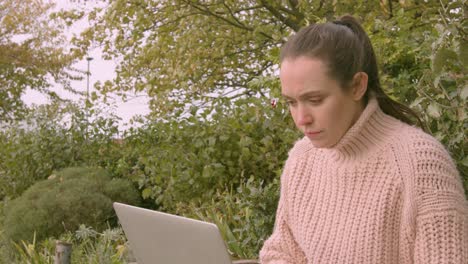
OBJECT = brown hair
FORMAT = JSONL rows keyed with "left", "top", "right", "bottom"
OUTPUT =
{"left": 280, "top": 15, "right": 424, "bottom": 128}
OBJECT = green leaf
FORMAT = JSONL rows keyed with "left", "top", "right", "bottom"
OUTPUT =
{"left": 461, "top": 156, "right": 468, "bottom": 167}
{"left": 208, "top": 136, "right": 216, "bottom": 146}
{"left": 432, "top": 48, "right": 457, "bottom": 75}
{"left": 141, "top": 188, "right": 152, "bottom": 199}
{"left": 459, "top": 42, "right": 468, "bottom": 68}
{"left": 461, "top": 85, "right": 468, "bottom": 100}
{"left": 202, "top": 165, "right": 212, "bottom": 178}
{"left": 427, "top": 103, "right": 441, "bottom": 118}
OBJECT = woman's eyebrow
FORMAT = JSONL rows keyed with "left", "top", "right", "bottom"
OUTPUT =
{"left": 299, "top": 91, "right": 322, "bottom": 99}
{"left": 281, "top": 91, "right": 322, "bottom": 100}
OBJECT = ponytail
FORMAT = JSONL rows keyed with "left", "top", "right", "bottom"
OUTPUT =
{"left": 334, "top": 16, "right": 425, "bottom": 129}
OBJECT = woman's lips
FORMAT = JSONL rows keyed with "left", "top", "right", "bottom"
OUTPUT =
{"left": 305, "top": 131, "right": 322, "bottom": 138}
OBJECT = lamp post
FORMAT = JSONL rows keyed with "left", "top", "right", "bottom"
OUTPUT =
{"left": 86, "top": 57, "right": 93, "bottom": 102}
{"left": 85, "top": 57, "right": 93, "bottom": 139}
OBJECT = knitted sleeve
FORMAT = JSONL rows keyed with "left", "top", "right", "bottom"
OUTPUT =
{"left": 411, "top": 136, "right": 468, "bottom": 264}
{"left": 259, "top": 155, "right": 307, "bottom": 264}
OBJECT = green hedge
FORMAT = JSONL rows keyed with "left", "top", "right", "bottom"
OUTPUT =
{"left": 3, "top": 167, "right": 140, "bottom": 243}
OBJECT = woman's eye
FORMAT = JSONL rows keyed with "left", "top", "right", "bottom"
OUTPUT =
{"left": 309, "top": 98, "right": 323, "bottom": 104}
{"left": 286, "top": 100, "right": 296, "bottom": 106}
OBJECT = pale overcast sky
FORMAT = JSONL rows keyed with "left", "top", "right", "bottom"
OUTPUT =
{"left": 21, "top": 0, "right": 150, "bottom": 131}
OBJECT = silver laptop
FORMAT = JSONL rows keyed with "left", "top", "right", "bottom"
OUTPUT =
{"left": 113, "top": 202, "right": 233, "bottom": 264}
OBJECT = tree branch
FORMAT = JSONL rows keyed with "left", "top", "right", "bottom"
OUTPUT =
{"left": 318, "top": 0, "right": 325, "bottom": 11}
{"left": 231, "top": 5, "right": 264, "bottom": 14}
{"left": 288, "top": 0, "right": 299, "bottom": 9}
{"left": 280, "top": 0, "right": 304, "bottom": 21}
{"left": 184, "top": 0, "right": 252, "bottom": 31}
{"left": 183, "top": 0, "right": 275, "bottom": 41}
{"left": 388, "top": 0, "right": 393, "bottom": 18}
{"left": 259, "top": 0, "right": 301, "bottom": 31}
{"left": 221, "top": 1, "right": 247, "bottom": 29}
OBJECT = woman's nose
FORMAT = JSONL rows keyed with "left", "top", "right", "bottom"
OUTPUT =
{"left": 295, "top": 104, "right": 313, "bottom": 126}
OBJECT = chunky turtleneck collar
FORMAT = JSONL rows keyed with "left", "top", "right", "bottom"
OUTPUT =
{"left": 291, "top": 97, "right": 405, "bottom": 164}
{"left": 325, "top": 97, "right": 403, "bottom": 163}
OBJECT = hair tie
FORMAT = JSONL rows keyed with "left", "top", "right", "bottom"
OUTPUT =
{"left": 332, "top": 20, "right": 348, "bottom": 27}
{"left": 332, "top": 20, "right": 355, "bottom": 34}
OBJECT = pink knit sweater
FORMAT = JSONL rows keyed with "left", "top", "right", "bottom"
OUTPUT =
{"left": 259, "top": 98, "right": 468, "bottom": 264}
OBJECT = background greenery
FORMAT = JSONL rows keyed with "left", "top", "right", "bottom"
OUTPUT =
{"left": 0, "top": 0, "right": 466, "bottom": 262}
{"left": 3, "top": 167, "right": 140, "bottom": 244}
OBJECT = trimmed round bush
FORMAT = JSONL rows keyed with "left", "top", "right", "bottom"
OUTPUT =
{"left": 3, "top": 167, "right": 140, "bottom": 243}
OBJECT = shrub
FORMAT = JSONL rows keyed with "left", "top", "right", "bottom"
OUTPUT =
{"left": 0, "top": 102, "right": 123, "bottom": 200}
{"left": 123, "top": 97, "right": 299, "bottom": 212}
{"left": 3, "top": 167, "right": 140, "bottom": 243}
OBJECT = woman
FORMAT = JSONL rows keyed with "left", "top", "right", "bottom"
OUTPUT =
{"left": 259, "top": 15, "right": 467, "bottom": 263}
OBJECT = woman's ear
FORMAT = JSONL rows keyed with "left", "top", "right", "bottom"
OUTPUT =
{"left": 351, "top": 72, "right": 368, "bottom": 101}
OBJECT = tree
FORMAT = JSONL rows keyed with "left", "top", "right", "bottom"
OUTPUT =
{"left": 75, "top": 0, "right": 439, "bottom": 113}
{"left": 0, "top": 0, "right": 81, "bottom": 122}
{"left": 74, "top": 0, "right": 465, "bottom": 185}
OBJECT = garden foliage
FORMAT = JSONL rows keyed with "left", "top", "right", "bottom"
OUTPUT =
{"left": 0, "top": 102, "right": 122, "bottom": 200}
{"left": 0, "top": 0, "right": 466, "bottom": 261}
{"left": 4, "top": 225, "right": 130, "bottom": 264}
{"left": 121, "top": 97, "right": 298, "bottom": 212}
{"left": 3, "top": 167, "right": 140, "bottom": 244}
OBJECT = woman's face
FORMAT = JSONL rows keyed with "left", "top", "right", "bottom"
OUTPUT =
{"left": 280, "top": 56, "right": 366, "bottom": 148}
